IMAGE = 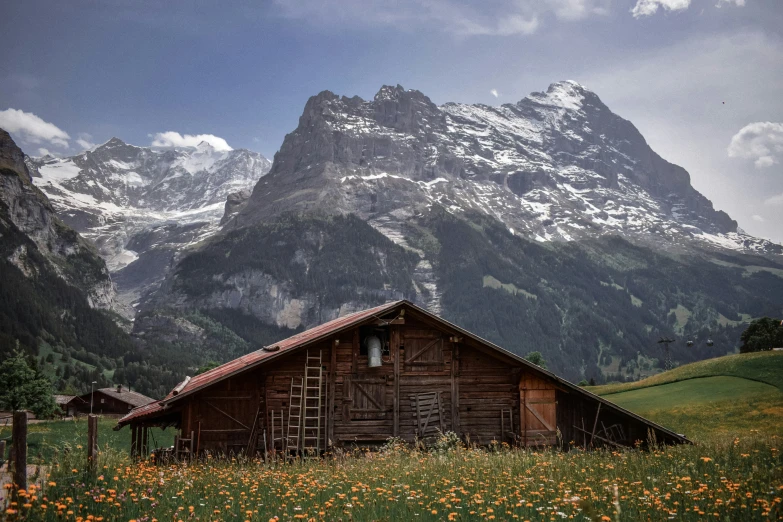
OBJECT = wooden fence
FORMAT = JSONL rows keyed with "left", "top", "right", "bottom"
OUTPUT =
{"left": 1, "top": 411, "right": 99, "bottom": 495}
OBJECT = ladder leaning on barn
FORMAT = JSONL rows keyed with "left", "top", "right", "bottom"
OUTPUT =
{"left": 301, "top": 350, "right": 326, "bottom": 458}
{"left": 285, "top": 376, "right": 304, "bottom": 456}
{"left": 284, "top": 349, "right": 326, "bottom": 458}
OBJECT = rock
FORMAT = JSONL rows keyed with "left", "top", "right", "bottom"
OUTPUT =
{"left": 0, "top": 128, "right": 116, "bottom": 310}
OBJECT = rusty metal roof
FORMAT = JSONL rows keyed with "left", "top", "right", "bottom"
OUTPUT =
{"left": 116, "top": 400, "right": 166, "bottom": 427}
{"left": 117, "top": 300, "right": 403, "bottom": 427}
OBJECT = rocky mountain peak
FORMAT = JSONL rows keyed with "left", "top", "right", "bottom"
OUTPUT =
{"left": 98, "top": 137, "right": 130, "bottom": 150}
{"left": 236, "top": 81, "right": 774, "bottom": 255}
{"left": 372, "top": 84, "right": 444, "bottom": 135}
{"left": 521, "top": 80, "right": 592, "bottom": 111}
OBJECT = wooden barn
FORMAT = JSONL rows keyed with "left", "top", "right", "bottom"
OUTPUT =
{"left": 54, "top": 394, "right": 87, "bottom": 417}
{"left": 117, "top": 301, "right": 688, "bottom": 458}
{"left": 78, "top": 385, "right": 155, "bottom": 416}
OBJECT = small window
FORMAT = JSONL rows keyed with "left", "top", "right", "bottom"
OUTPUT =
{"left": 100, "top": 398, "right": 105, "bottom": 404}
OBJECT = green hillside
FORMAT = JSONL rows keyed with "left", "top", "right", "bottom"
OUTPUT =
{"left": 590, "top": 352, "right": 783, "bottom": 439}
{"left": 589, "top": 351, "right": 783, "bottom": 394}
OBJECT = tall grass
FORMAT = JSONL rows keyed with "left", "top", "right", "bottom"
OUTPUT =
{"left": 3, "top": 434, "right": 780, "bottom": 521}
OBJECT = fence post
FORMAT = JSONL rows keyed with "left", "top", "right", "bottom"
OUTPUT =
{"left": 12, "top": 411, "right": 27, "bottom": 491}
{"left": 0, "top": 439, "right": 6, "bottom": 467}
{"left": 87, "top": 414, "right": 98, "bottom": 472}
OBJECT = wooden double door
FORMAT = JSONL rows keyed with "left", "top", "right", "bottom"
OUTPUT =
{"left": 519, "top": 378, "right": 557, "bottom": 446}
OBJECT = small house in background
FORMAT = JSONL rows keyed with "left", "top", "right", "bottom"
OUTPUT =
{"left": 54, "top": 394, "right": 87, "bottom": 416}
{"left": 117, "top": 300, "right": 689, "bottom": 459}
{"left": 77, "top": 385, "right": 155, "bottom": 417}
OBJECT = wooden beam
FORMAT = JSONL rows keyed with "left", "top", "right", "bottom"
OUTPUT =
{"left": 451, "top": 344, "right": 460, "bottom": 436}
{"left": 328, "top": 340, "right": 337, "bottom": 447}
{"left": 130, "top": 424, "right": 137, "bottom": 459}
{"left": 371, "top": 318, "right": 405, "bottom": 326}
{"left": 391, "top": 328, "right": 400, "bottom": 436}
{"left": 589, "top": 402, "right": 602, "bottom": 448}
{"left": 202, "top": 396, "right": 253, "bottom": 400}
{"left": 572, "top": 424, "right": 625, "bottom": 448}
{"left": 204, "top": 401, "right": 250, "bottom": 430}
{"left": 352, "top": 329, "right": 360, "bottom": 372}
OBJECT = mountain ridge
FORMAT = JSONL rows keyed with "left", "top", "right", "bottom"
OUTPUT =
{"left": 136, "top": 81, "right": 783, "bottom": 382}
{"left": 231, "top": 81, "right": 774, "bottom": 255}
{"left": 25, "top": 138, "right": 272, "bottom": 313}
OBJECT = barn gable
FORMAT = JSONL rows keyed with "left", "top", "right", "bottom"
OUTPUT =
{"left": 118, "top": 300, "right": 688, "bottom": 456}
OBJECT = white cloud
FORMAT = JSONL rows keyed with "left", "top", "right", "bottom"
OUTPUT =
{"left": 548, "top": 0, "right": 610, "bottom": 20}
{"left": 631, "top": 0, "right": 746, "bottom": 17}
{"left": 631, "top": 0, "right": 691, "bottom": 18}
{"left": 764, "top": 193, "right": 783, "bottom": 206}
{"left": 0, "top": 108, "right": 70, "bottom": 148}
{"left": 150, "top": 131, "right": 233, "bottom": 151}
{"left": 727, "top": 122, "right": 783, "bottom": 169}
{"left": 38, "top": 148, "right": 51, "bottom": 156}
{"left": 751, "top": 214, "right": 765, "bottom": 222}
{"left": 76, "top": 132, "right": 96, "bottom": 151}
{"left": 490, "top": 88, "right": 499, "bottom": 98}
{"left": 272, "top": 0, "right": 610, "bottom": 37}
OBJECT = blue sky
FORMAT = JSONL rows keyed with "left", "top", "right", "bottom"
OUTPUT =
{"left": 1, "top": 0, "right": 782, "bottom": 241}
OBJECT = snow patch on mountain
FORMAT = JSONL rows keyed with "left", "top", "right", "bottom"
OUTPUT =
{"left": 236, "top": 81, "right": 780, "bottom": 257}
{"left": 27, "top": 138, "right": 272, "bottom": 311}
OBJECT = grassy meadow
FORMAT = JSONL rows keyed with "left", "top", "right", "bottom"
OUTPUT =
{"left": 1, "top": 352, "right": 782, "bottom": 521}
{"left": 0, "top": 417, "right": 175, "bottom": 465}
{"left": 589, "top": 351, "right": 783, "bottom": 438}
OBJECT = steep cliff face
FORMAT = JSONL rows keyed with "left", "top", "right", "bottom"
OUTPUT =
{"left": 0, "top": 129, "right": 114, "bottom": 309}
{"left": 231, "top": 82, "right": 764, "bottom": 254}
{"left": 148, "top": 212, "right": 419, "bottom": 329}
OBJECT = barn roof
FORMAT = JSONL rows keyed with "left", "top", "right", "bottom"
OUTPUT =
{"left": 54, "top": 394, "right": 86, "bottom": 406}
{"left": 84, "top": 387, "right": 156, "bottom": 408}
{"left": 116, "top": 300, "right": 690, "bottom": 444}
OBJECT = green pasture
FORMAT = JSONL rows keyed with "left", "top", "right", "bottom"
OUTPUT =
{"left": 0, "top": 416, "right": 174, "bottom": 465}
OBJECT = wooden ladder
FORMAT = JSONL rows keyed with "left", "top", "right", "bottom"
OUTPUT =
{"left": 174, "top": 430, "right": 195, "bottom": 460}
{"left": 301, "top": 350, "right": 325, "bottom": 458}
{"left": 286, "top": 377, "right": 304, "bottom": 457}
{"left": 269, "top": 409, "right": 284, "bottom": 460}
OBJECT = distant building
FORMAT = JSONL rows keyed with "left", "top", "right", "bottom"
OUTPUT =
{"left": 54, "top": 395, "right": 87, "bottom": 416}
{"left": 77, "top": 385, "right": 155, "bottom": 416}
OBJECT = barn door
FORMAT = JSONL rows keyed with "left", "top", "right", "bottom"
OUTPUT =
{"left": 520, "top": 389, "right": 556, "bottom": 446}
{"left": 410, "top": 391, "right": 445, "bottom": 437}
{"left": 403, "top": 335, "right": 443, "bottom": 372}
{"left": 346, "top": 375, "right": 387, "bottom": 420}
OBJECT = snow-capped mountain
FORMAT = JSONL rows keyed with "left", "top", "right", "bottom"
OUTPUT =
{"left": 26, "top": 138, "right": 271, "bottom": 311}
{"left": 136, "top": 82, "right": 783, "bottom": 382}
{"left": 232, "top": 81, "right": 779, "bottom": 256}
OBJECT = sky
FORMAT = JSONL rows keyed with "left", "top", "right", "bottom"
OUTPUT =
{"left": 1, "top": 0, "right": 782, "bottom": 242}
